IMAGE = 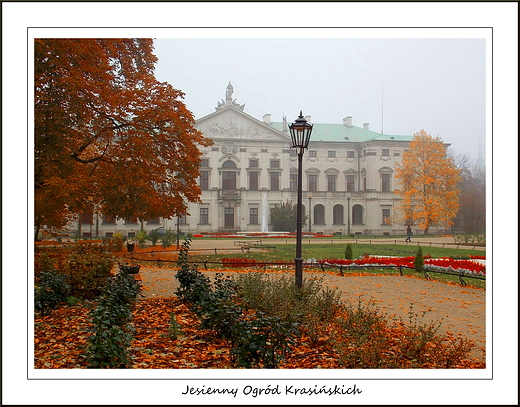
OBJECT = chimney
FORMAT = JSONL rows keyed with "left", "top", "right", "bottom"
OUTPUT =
{"left": 304, "top": 115, "right": 311, "bottom": 124}
{"left": 343, "top": 116, "right": 353, "bottom": 127}
{"left": 363, "top": 123, "right": 369, "bottom": 130}
{"left": 263, "top": 113, "right": 271, "bottom": 125}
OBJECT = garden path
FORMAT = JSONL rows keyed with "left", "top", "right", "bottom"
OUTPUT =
{"left": 135, "top": 255, "right": 486, "bottom": 362}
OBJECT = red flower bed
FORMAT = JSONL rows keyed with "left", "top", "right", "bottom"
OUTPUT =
{"left": 322, "top": 256, "right": 485, "bottom": 275}
{"left": 222, "top": 257, "right": 267, "bottom": 268}
{"left": 469, "top": 255, "right": 486, "bottom": 260}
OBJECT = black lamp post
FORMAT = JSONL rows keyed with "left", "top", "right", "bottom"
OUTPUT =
{"left": 289, "top": 111, "right": 313, "bottom": 289}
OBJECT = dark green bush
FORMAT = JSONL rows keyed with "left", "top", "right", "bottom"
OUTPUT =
{"left": 63, "top": 247, "right": 113, "bottom": 300}
{"left": 148, "top": 229, "right": 161, "bottom": 246}
{"left": 345, "top": 243, "right": 353, "bottom": 260}
{"left": 414, "top": 246, "right": 424, "bottom": 272}
{"left": 161, "top": 230, "right": 176, "bottom": 248}
{"left": 34, "top": 270, "right": 71, "bottom": 314}
{"left": 231, "top": 312, "right": 300, "bottom": 368}
{"left": 175, "top": 239, "right": 212, "bottom": 303}
{"left": 85, "top": 268, "right": 140, "bottom": 368}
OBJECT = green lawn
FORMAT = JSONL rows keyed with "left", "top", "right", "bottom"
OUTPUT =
{"left": 189, "top": 242, "right": 484, "bottom": 263}
{"left": 184, "top": 242, "right": 486, "bottom": 289}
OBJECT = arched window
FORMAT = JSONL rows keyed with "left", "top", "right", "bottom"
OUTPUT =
{"left": 352, "top": 204, "right": 364, "bottom": 225}
{"left": 314, "top": 204, "right": 325, "bottom": 225}
{"left": 222, "top": 160, "right": 236, "bottom": 168}
{"left": 333, "top": 204, "right": 344, "bottom": 225}
{"left": 222, "top": 160, "right": 237, "bottom": 190}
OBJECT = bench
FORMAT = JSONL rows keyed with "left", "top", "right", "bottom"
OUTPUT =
{"left": 234, "top": 240, "right": 262, "bottom": 247}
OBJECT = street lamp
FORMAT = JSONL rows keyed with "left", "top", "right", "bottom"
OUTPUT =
{"left": 289, "top": 111, "right": 313, "bottom": 289}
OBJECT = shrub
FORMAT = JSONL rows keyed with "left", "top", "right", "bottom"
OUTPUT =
{"left": 414, "top": 246, "right": 424, "bottom": 272}
{"left": 85, "top": 267, "right": 140, "bottom": 368}
{"left": 231, "top": 312, "right": 300, "bottom": 368}
{"left": 135, "top": 230, "right": 149, "bottom": 247}
{"left": 332, "top": 300, "right": 476, "bottom": 368}
{"left": 344, "top": 243, "right": 353, "bottom": 260}
{"left": 168, "top": 312, "right": 182, "bottom": 340}
{"left": 63, "top": 246, "right": 114, "bottom": 300}
{"left": 148, "top": 229, "right": 161, "bottom": 246}
{"left": 332, "top": 298, "right": 396, "bottom": 368}
{"left": 107, "top": 233, "right": 125, "bottom": 252}
{"left": 34, "top": 270, "right": 71, "bottom": 314}
{"left": 233, "top": 273, "right": 343, "bottom": 347}
{"left": 453, "top": 233, "right": 486, "bottom": 245}
{"left": 161, "top": 230, "right": 176, "bottom": 248}
{"left": 175, "top": 239, "right": 212, "bottom": 303}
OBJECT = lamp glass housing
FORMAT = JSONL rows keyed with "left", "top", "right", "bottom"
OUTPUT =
{"left": 289, "top": 111, "right": 313, "bottom": 150}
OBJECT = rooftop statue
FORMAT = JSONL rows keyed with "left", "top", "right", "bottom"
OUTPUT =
{"left": 216, "top": 82, "right": 244, "bottom": 111}
{"left": 226, "top": 82, "right": 233, "bottom": 100}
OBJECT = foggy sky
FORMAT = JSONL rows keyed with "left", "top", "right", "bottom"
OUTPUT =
{"left": 153, "top": 36, "right": 487, "bottom": 163}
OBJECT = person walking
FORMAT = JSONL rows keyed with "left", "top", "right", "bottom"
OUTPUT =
{"left": 406, "top": 225, "right": 412, "bottom": 242}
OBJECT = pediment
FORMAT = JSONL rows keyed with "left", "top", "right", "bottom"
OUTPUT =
{"left": 196, "top": 107, "right": 290, "bottom": 141}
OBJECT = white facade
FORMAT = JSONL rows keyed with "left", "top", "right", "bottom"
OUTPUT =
{"left": 75, "top": 84, "right": 421, "bottom": 238}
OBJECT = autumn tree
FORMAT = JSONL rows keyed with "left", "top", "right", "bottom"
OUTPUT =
{"left": 452, "top": 153, "right": 486, "bottom": 234}
{"left": 394, "top": 130, "right": 461, "bottom": 234}
{"left": 34, "top": 39, "right": 212, "bottom": 239}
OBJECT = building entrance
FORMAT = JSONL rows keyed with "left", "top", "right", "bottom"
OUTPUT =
{"left": 224, "top": 207, "right": 234, "bottom": 229}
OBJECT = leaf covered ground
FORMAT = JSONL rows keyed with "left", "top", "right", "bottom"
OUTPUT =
{"left": 34, "top": 296, "right": 485, "bottom": 369}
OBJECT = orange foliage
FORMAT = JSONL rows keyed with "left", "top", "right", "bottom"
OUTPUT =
{"left": 34, "top": 39, "right": 213, "bottom": 235}
{"left": 34, "top": 296, "right": 485, "bottom": 369}
{"left": 394, "top": 130, "right": 461, "bottom": 233}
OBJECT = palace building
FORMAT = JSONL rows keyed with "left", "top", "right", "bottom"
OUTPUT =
{"left": 76, "top": 83, "right": 419, "bottom": 238}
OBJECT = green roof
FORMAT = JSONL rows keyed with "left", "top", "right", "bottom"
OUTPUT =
{"left": 269, "top": 122, "right": 413, "bottom": 143}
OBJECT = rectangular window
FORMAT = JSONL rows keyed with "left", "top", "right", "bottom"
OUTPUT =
{"left": 308, "top": 174, "right": 318, "bottom": 192}
{"left": 309, "top": 150, "right": 317, "bottom": 157}
{"left": 327, "top": 175, "right": 336, "bottom": 192}
{"left": 201, "top": 158, "right": 209, "bottom": 167}
{"left": 200, "top": 208, "right": 209, "bottom": 224}
{"left": 178, "top": 214, "right": 187, "bottom": 225}
{"left": 382, "top": 149, "right": 390, "bottom": 156}
{"left": 270, "top": 159, "right": 280, "bottom": 168}
{"left": 200, "top": 170, "right": 209, "bottom": 190}
{"left": 328, "top": 151, "right": 336, "bottom": 158}
{"left": 382, "top": 174, "right": 391, "bottom": 192}
{"left": 290, "top": 174, "right": 297, "bottom": 191}
{"left": 103, "top": 214, "right": 116, "bottom": 224}
{"left": 347, "top": 151, "right": 355, "bottom": 158}
{"left": 147, "top": 218, "right": 160, "bottom": 225}
{"left": 222, "top": 171, "right": 236, "bottom": 190}
{"left": 250, "top": 208, "right": 259, "bottom": 224}
{"left": 249, "top": 171, "right": 259, "bottom": 191}
{"left": 382, "top": 209, "right": 391, "bottom": 223}
{"left": 125, "top": 216, "right": 138, "bottom": 224}
{"left": 270, "top": 172, "right": 280, "bottom": 191}
{"left": 346, "top": 175, "right": 355, "bottom": 192}
{"left": 290, "top": 150, "right": 297, "bottom": 157}
{"left": 249, "top": 159, "right": 259, "bottom": 168}
{"left": 80, "top": 212, "right": 93, "bottom": 224}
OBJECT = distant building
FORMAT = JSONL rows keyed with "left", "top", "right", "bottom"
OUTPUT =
{"left": 74, "top": 83, "right": 447, "bottom": 238}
